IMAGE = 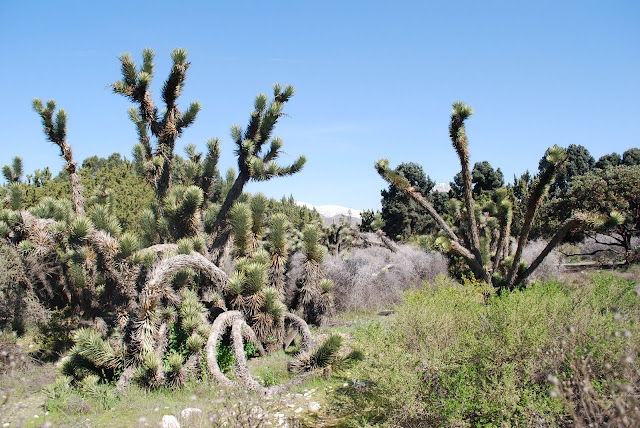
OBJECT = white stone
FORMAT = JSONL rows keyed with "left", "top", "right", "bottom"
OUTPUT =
{"left": 308, "top": 401, "right": 321, "bottom": 413}
{"left": 180, "top": 407, "right": 203, "bottom": 421}
{"left": 162, "top": 415, "right": 181, "bottom": 428}
{"left": 294, "top": 407, "right": 303, "bottom": 413}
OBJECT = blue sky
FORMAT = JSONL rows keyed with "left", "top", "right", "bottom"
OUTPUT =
{"left": 1, "top": 1, "right": 638, "bottom": 211}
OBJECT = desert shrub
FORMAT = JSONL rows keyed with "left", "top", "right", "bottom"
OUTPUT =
{"left": 521, "top": 238, "right": 565, "bottom": 282}
{"left": 321, "top": 243, "right": 449, "bottom": 312}
{"left": 0, "top": 245, "right": 26, "bottom": 333}
{"left": 332, "top": 273, "right": 640, "bottom": 426}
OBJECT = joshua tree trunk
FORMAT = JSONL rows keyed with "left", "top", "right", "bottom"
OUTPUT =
{"left": 33, "top": 98, "right": 85, "bottom": 216}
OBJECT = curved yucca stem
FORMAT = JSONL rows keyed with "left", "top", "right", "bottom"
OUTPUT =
{"left": 205, "top": 311, "right": 251, "bottom": 387}
{"left": 205, "top": 310, "right": 318, "bottom": 394}
{"left": 142, "top": 252, "right": 228, "bottom": 312}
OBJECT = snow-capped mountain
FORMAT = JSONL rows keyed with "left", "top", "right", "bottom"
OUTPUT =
{"left": 433, "top": 182, "right": 451, "bottom": 193}
{"left": 296, "top": 202, "right": 362, "bottom": 226}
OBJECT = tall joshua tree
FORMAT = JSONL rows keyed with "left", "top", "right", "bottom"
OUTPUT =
{"left": 33, "top": 99, "right": 85, "bottom": 216}
{"left": 208, "top": 85, "right": 307, "bottom": 264}
{"left": 376, "top": 102, "right": 614, "bottom": 288}
{"left": 111, "top": 48, "right": 202, "bottom": 210}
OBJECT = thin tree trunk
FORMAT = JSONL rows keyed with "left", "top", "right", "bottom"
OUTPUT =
{"left": 68, "top": 169, "right": 85, "bottom": 217}
{"left": 208, "top": 174, "right": 249, "bottom": 264}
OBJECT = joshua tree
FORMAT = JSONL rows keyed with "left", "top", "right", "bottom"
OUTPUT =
{"left": 266, "top": 212, "right": 290, "bottom": 294}
{"left": 112, "top": 48, "right": 202, "bottom": 211}
{"left": 292, "top": 224, "right": 334, "bottom": 324}
{"left": 376, "top": 102, "right": 614, "bottom": 289}
{"left": 33, "top": 99, "right": 85, "bottom": 216}
{"left": 208, "top": 85, "right": 307, "bottom": 264}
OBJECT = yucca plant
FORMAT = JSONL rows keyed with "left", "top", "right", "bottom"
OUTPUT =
{"left": 293, "top": 224, "right": 332, "bottom": 325}
{"left": 33, "top": 98, "right": 85, "bottom": 216}
{"left": 287, "top": 333, "right": 361, "bottom": 375}
{"left": 230, "top": 201, "right": 253, "bottom": 258}
{"left": 62, "top": 328, "right": 123, "bottom": 383}
{"left": 207, "top": 84, "right": 307, "bottom": 265}
{"left": 249, "top": 193, "right": 268, "bottom": 251}
{"left": 376, "top": 102, "right": 616, "bottom": 289}
{"left": 2, "top": 156, "right": 23, "bottom": 183}
{"left": 267, "top": 212, "right": 290, "bottom": 295}
{"left": 162, "top": 185, "right": 204, "bottom": 240}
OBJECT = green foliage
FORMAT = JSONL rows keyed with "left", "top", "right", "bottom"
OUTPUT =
{"left": 230, "top": 202, "right": 252, "bottom": 257}
{"left": 310, "top": 333, "right": 342, "bottom": 369}
{"left": 564, "top": 165, "right": 640, "bottom": 260}
{"left": 451, "top": 160, "right": 504, "bottom": 198}
{"left": 34, "top": 307, "right": 79, "bottom": 361}
{"left": 88, "top": 204, "right": 122, "bottom": 237}
{"left": 302, "top": 224, "right": 324, "bottom": 264}
{"left": 334, "top": 274, "right": 640, "bottom": 426}
{"left": 622, "top": 147, "right": 640, "bottom": 166}
{"left": 69, "top": 217, "right": 92, "bottom": 243}
{"left": 30, "top": 196, "right": 74, "bottom": 222}
{"left": 381, "top": 162, "right": 438, "bottom": 240}
{"left": 2, "top": 156, "right": 23, "bottom": 183}
{"left": 118, "top": 232, "right": 140, "bottom": 259}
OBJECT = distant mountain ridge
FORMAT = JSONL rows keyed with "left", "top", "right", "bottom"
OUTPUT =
{"left": 296, "top": 201, "right": 362, "bottom": 226}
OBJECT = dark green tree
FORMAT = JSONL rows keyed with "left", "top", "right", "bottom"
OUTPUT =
{"left": 595, "top": 152, "right": 621, "bottom": 169}
{"left": 565, "top": 165, "right": 640, "bottom": 262}
{"left": 450, "top": 161, "right": 504, "bottom": 198}
{"left": 622, "top": 148, "right": 640, "bottom": 166}
{"left": 380, "top": 162, "right": 436, "bottom": 240}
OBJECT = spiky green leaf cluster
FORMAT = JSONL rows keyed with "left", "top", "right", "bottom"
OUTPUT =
{"left": 302, "top": 224, "right": 325, "bottom": 264}
{"left": 71, "top": 328, "right": 121, "bottom": 369}
{"left": 310, "top": 333, "right": 343, "bottom": 369}
{"left": 88, "top": 205, "right": 122, "bottom": 237}
{"left": 118, "top": 232, "right": 140, "bottom": 259}
{"left": 30, "top": 197, "right": 73, "bottom": 222}
{"left": 230, "top": 202, "right": 252, "bottom": 257}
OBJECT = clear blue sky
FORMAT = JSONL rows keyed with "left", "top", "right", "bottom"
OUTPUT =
{"left": 1, "top": 1, "right": 638, "bottom": 211}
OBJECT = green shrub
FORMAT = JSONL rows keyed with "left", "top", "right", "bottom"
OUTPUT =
{"left": 333, "top": 273, "right": 640, "bottom": 426}
{"left": 34, "top": 307, "right": 78, "bottom": 361}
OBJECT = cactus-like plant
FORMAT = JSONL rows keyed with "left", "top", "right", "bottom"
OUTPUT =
{"left": 33, "top": 99, "right": 85, "bottom": 216}
{"left": 376, "top": 102, "right": 615, "bottom": 288}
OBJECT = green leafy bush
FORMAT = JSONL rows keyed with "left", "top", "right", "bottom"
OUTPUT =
{"left": 333, "top": 273, "right": 640, "bottom": 426}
